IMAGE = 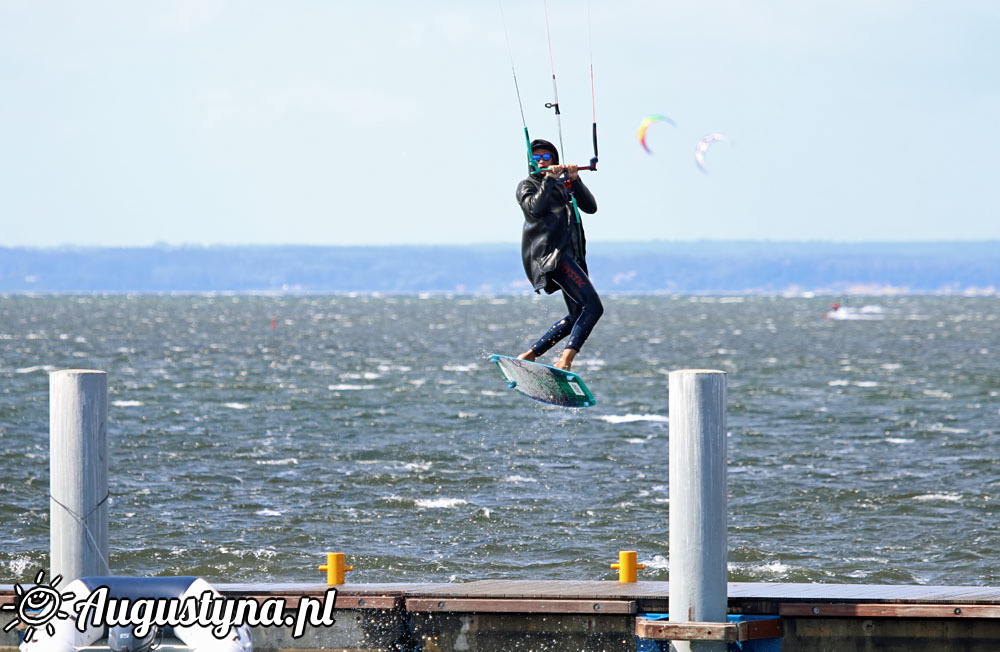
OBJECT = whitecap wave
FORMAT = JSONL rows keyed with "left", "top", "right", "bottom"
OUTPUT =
{"left": 598, "top": 414, "right": 668, "bottom": 424}
{"left": 15, "top": 365, "right": 57, "bottom": 374}
{"left": 913, "top": 493, "right": 962, "bottom": 502}
{"left": 928, "top": 424, "right": 968, "bottom": 434}
{"left": 342, "top": 372, "right": 382, "bottom": 380}
{"left": 415, "top": 498, "right": 467, "bottom": 509}
{"left": 256, "top": 458, "right": 299, "bottom": 466}
{"left": 730, "top": 560, "right": 790, "bottom": 576}
{"left": 401, "top": 462, "right": 432, "bottom": 472}
{"left": 643, "top": 554, "right": 669, "bottom": 570}
{"left": 4, "top": 557, "right": 33, "bottom": 577}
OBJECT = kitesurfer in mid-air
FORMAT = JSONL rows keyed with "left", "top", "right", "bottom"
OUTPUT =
{"left": 515, "top": 138, "right": 602, "bottom": 372}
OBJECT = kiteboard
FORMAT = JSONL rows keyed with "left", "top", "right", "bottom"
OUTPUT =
{"left": 489, "top": 354, "right": 595, "bottom": 408}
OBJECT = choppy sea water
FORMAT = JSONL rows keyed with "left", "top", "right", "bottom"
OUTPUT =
{"left": 1, "top": 294, "right": 998, "bottom": 586}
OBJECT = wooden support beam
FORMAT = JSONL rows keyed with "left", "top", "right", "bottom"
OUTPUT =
{"left": 244, "top": 594, "right": 399, "bottom": 610}
{"left": 406, "top": 598, "right": 636, "bottom": 614}
{"left": 636, "top": 617, "right": 781, "bottom": 642}
{"left": 780, "top": 603, "right": 1000, "bottom": 619}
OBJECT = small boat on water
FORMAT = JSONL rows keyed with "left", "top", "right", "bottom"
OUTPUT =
{"left": 823, "top": 303, "right": 886, "bottom": 320}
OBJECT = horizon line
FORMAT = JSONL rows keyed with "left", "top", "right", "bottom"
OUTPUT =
{"left": 4, "top": 239, "right": 1000, "bottom": 251}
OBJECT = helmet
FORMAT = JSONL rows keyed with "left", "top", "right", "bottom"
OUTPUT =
{"left": 108, "top": 624, "right": 158, "bottom": 652}
{"left": 529, "top": 139, "right": 559, "bottom": 165}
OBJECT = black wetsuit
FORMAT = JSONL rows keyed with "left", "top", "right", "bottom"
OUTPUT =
{"left": 516, "top": 171, "right": 603, "bottom": 355}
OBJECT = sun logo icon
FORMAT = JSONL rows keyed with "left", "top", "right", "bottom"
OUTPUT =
{"left": 1, "top": 570, "right": 76, "bottom": 643}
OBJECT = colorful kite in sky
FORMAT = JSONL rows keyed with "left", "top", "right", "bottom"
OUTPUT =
{"left": 694, "top": 133, "right": 730, "bottom": 173}
{"left": 637, "top": 115, "right": 676, "bottom": 154}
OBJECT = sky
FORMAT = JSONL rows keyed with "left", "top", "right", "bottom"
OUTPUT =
{"left": 1, "top": 0, "right": 998, "bottom": 247}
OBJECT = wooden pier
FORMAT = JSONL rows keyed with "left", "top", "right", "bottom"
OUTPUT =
{"left": 4, "top": 580, "right": 1000, "bottom": 651}
{"left": 15, "top": 370, "right": 996, "bottom": 650}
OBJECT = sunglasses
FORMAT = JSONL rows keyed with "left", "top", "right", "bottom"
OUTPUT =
{"left": 531, "top": 153, "right": 553, "bottom": 162}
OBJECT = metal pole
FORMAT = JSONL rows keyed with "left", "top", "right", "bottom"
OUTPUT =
{"left": 50, "top": 369, "right": 109, "bottom": 582}
{"left": 668, "top": 369, "right": 727, "bottom": 652}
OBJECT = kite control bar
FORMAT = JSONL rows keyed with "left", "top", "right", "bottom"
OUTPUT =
{"left": 541, "top": 160, "right": 597, "bottom": 174}
{"left": 522, "top": 122, "right": 599, "bottom": 175}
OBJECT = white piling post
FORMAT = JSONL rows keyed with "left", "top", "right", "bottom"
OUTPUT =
{"left": 668, "top": 370, "right": 727, "bottom": 652}
{"left": 50, "top": 369, "right": 109, "bottom": 583}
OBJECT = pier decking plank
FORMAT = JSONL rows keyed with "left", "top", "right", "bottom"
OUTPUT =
{"left": 212, "top": 581, "right": 1000, "bottom": 608}
{"left": 780, "top": 603, "right": 1000, "bottom": 618}
{"left": 5, "top": 580, "right": 1000, "bottom": 610}
{"left": 406, "top": 597, "right": 637, "bottom": 614}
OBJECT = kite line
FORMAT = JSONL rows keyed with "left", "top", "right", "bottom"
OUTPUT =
{"left": 498, "top": 0, "right": 599, "bottom": 174}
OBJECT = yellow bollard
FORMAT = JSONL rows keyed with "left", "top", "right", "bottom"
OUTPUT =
{"left": 610, "top": 550, "right": 645, "bottom": 583}
{"left": 319, "top": 552, "right": 353, "bottom": 585}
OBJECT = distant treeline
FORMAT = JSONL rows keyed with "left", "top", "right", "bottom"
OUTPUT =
{"left": 1, "top": 242, "right": 998, "bottom": 293}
